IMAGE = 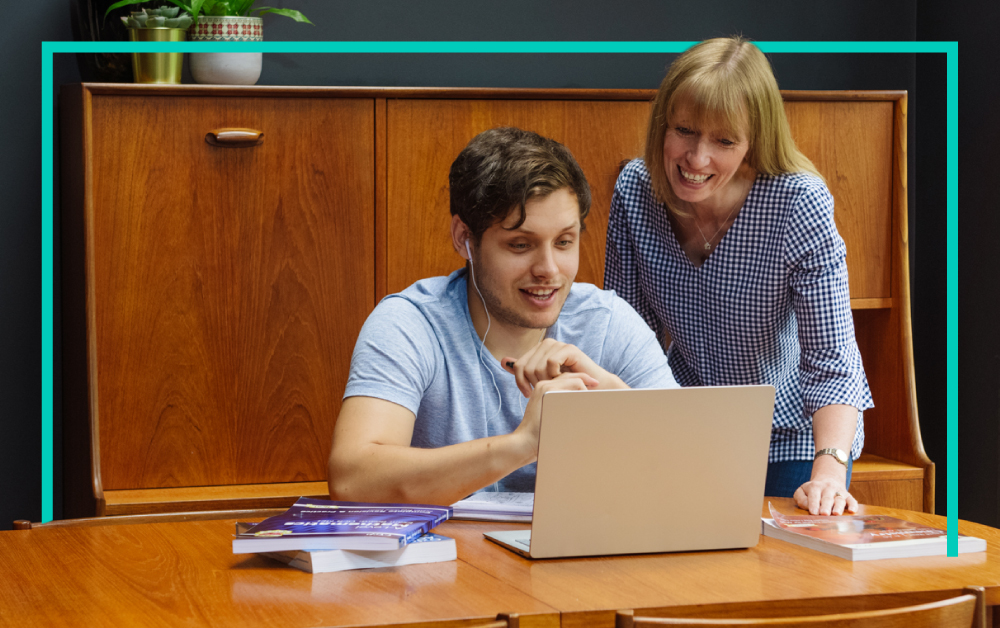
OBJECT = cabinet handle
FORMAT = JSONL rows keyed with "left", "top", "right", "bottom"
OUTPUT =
{"left": 205, "top": 128, "right": 264, "bottom": 148}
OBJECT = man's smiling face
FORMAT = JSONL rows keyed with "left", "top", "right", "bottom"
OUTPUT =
{"left": 469, "top": 187, "right": 581, "bottom": 333}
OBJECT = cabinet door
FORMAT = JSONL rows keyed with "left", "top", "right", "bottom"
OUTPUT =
{"left": 89, "top": 95, "right": 374, "bottom": 490}
{"left": 785, "top": 100, "right": 894, "bottom": 300}
{"left": 385, "top": 99, "right": 650, "bottom": 294}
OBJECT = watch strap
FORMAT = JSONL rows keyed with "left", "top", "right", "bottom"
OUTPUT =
{"left": 815, "top": 448, "right": 849, "bottom": 468}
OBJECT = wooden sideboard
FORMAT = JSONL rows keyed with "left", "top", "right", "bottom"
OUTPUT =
{"left": 60, "top": 84, "right": 931, "bottom": 517}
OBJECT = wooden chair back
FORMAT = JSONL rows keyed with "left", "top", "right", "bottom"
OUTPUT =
{"left": 615, "top": 587, "right": 986, "bottom": 628}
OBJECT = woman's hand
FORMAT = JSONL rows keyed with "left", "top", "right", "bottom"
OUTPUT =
{"left": 794, "top": 453, "right": 858, "bottom": 515}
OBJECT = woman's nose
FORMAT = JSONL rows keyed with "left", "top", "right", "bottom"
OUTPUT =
{"left": 686, "top": 139, "right": 710, "bottom": 168}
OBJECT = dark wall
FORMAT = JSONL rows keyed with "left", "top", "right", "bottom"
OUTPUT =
{"left": 2, "top": 0, "right": 991, "bottom": 528}
{"left": 916, "top": 0, "right": 1000, "bottom": 529}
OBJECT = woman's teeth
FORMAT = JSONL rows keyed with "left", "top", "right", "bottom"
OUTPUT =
{"left": 681, "top": 169, "right": 710, "bottom": 183}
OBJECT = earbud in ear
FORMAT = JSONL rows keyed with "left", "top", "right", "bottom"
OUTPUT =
{"left": 464, "top": 240, "right": 472, "bottom": 261}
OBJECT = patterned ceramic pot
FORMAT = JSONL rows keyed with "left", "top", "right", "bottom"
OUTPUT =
{"left": 189, "top": 16, "right": 263, "bottom": 85}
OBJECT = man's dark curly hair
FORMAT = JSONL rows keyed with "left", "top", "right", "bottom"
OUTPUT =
{"left": 449, "top": 127, "right": 591, "bottom": 242}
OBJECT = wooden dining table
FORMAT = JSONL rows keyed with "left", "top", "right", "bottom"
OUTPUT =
{"left": 2, "top": 499, "right": 999, "bottom": 627}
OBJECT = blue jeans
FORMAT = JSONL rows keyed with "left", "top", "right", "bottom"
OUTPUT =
{"left": 764, "top": 457, "right": 853, "bottom": 498}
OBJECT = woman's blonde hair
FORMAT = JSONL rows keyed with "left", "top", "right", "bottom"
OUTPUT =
{"left": 644, "top": 36, "right": 822, "bottom": 210}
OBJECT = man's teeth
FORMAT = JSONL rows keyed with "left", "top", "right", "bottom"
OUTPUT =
{"left": 681, "top": 169, "right": 710, "bottom": 183}
{"left": 525, "top": 288, "right": 556, "bottom": 297}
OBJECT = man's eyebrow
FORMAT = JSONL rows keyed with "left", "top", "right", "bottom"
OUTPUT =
{"left": 507, "top": 221, "right": 581, "bottom": 235}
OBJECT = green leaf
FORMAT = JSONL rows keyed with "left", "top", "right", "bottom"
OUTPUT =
{"left": 103, "top": 0, "right": 149, "bottom": 21}
{"left": 188, "top": 0, "right": 206, "bottom": 22}
{"left": 206, "top": 0, "right": 235, "bottom": 15}
{"left": 253, "top": 7, "right": 313, "bottom": 24}
{"left": 165, "top": 0, "right": 194, "bottom": 14}
{"left": 233, "top": 0, "right": 256, "bottom": 16}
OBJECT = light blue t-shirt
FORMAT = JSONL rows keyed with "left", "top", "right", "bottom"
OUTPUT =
{"left": 344, "top": 268, "right": 677, "bottom": 491}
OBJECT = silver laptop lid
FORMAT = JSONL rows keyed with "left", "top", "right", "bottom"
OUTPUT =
{"left": 528, "top": 385, "right": 774, "bottom": 559}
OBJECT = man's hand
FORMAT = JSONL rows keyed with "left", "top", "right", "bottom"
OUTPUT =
{"left": 501, "top": 338, "right": 625, "bottom": 397}
{"left": 510, "top": 372, "right": 595, "bottom": 463}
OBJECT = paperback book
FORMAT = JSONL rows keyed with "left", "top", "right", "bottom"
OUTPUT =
{"left": 260, "top": 533, "right": 457, "bottom": 573}
{"left": 233, "top": 497, "right": 452, "bottom": 554}
{"left": 451, "top": 492, "right": 533, "bottom": 522}
{"left": 762, "top": 503, "right": 986, "bottom": 561}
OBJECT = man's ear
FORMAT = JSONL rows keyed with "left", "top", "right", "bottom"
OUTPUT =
{"left": 450, "top": 214, "right": 472, "bottom": 260}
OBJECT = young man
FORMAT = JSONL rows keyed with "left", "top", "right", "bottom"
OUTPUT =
{"left": 327, "top": 127, "right": 676, "bottom": 506}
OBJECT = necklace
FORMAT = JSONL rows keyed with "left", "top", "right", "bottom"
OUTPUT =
{"left": 691, "top": 182, "right": 750, "bottom": 251}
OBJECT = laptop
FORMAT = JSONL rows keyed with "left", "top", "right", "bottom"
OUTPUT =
{"left": 484, "top": 385, "right": 775, "bottom": 559}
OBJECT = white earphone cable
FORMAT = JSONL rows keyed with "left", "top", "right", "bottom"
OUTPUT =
{"left": 466, "top": 241, "right": 503, "bottom": 492}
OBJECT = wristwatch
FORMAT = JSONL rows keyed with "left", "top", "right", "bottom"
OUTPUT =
{"left": 815, "top": 448, "right": 849, "bottom": 468}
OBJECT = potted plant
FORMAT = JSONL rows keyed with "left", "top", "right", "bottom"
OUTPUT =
{"left": 112, "top": 5, "right": 194, "bottom": 84}
{"left": 107, "top": 0, "right": 312, "bottom": 85}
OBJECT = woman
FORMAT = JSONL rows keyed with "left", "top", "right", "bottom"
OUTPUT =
{"left": 605, "top": 37, "right": 872, "bottom": 516}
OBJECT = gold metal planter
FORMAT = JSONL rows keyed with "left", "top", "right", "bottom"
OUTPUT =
{"left": 128, "top": 28, "right": 186, "bottom": 84}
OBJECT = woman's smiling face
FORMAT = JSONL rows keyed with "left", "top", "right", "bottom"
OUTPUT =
{"left": 662, "top": 97, "right": 751, "bottom": 212}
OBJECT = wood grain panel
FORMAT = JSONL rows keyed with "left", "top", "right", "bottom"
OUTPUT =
{"left": 102, "top": 480, "right": 330, "bottom": 515}
{"left": 89, "top": 95, "right": 374, "bottom": 491}
{"left": 0, "top": 519, "right": 557, "bottom": 627}
{"left": 384, "top": 99, "right": 650, "bottom": 295}
{"left": 852, "top": 308, "right": 915, "bottom": 466}
{"left": 851, "top": 454, "right": 924, "bottom": 480}
{"left": 7, "top": 500, "right": 999, "bottom": 626}
{"left": 785, "top": 101, "right": 894, "bottom": 299}
{"left": 446, "top": 500, "right": 1000, "bottom": 626}
{"left": 850, "top": 479, "right": 924, "bottom": 511}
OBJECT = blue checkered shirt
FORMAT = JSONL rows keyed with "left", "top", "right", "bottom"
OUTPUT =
{"left": 605, "top": 160, "right": 871, "bottom": 463}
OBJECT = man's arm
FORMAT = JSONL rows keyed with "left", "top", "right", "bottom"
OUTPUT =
{"left": 328, "top": 373, "right": 592, "bottom": 506}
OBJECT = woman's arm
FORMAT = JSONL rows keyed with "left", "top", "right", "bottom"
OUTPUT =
{"left": 795, "top": 403, "right": 859, "bottom": 515}
{"left": 786, "top": 179, "right": 873, "bottom": 515}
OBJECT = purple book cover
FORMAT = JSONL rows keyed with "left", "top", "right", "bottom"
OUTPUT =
{"left": 239, "top": 498, "right": 452, "bottom": 547}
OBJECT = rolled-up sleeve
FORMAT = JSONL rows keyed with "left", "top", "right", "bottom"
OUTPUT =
{"left": 783, "top": 183, "right": 874, "bottom": 418}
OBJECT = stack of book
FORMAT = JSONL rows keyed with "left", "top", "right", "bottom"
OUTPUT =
{"left": 233, "top": 497, "right": 456, "bottom": 573}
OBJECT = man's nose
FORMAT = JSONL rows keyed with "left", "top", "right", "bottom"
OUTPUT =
{"left": 532, "top": 245, "right": 559, "bottom": 278}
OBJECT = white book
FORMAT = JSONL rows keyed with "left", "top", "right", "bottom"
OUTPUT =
{"left": 260, "top": 533, "right": 457, "bottom": 573}
{"left": 451, "top": 492, "right": 533, "bottom": 522}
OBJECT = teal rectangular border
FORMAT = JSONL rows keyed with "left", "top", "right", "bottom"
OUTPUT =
{"left": 41, "top": 41, "right": 958, "bottom": 553}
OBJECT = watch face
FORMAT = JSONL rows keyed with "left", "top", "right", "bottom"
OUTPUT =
{"left": 817, "top": 448, "right": 849, "bottom": 465}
